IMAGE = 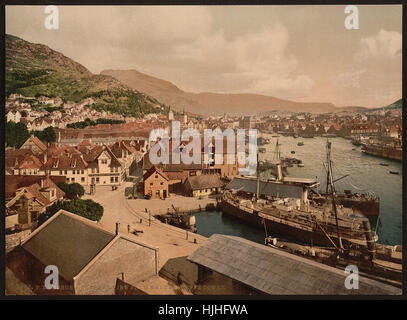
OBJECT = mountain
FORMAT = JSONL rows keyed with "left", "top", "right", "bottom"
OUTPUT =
{"left": 334, "top": 106, "right": 369, "bottom": 113}
{"left": 364, "top": 99, "right": 402, "bottom": 113}
{"left": 101, "top": 69, "right": 338, "bottom": 115}
{"left": 384, "top": 99, "right": 402, "bottom": 109}
{"left": 6, "top": 34, "right": 167, "bottom": 118}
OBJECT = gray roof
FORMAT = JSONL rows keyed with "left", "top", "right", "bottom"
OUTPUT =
{"left": 22, "top": 211, "right": 115, "bottom": 280}
{"left": 186, "top": 174, "right": 223, "bottom": 190}
{"left": 187, "top": 234, "right": 401, "bottom": 295}
{"left": 225, "top": 177, "right": 303, "bottom": 198}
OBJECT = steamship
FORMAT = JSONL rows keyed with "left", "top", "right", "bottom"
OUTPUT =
{"left": 221, "top": 140, "right": 378, "bottom": 249}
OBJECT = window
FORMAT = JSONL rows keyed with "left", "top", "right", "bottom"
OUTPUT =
{"left": 155, "top": 175, "right": 158, "bottom": 179}
{"left": 72, "top": 178, "right": 75, "bottom": 182}
{"left": 150, "top": 182, "right": 153, "bottom": 186}
{"left": 160, "top": 182, "right": 164, "bottom": 185}
{"left": 64, "top": 170, "right": 67, "bottom": 174}
{"left": 60, "top": 170, "right": 62, "bottom": 175}
{"left": 96, "top": 177, "right": 100, "bottom": 184}
{"left": 110, "top": 177, "right": 114, "bottom": 183}
{"left": 72, "top": 170, "right": 75, "bottom": 175}
{"left": 81, "top": 170, "right": 84, "bottom": 174}
{"left": 115, "top": 177, "right": 118, "bottom": 183}
{"left": 81, "top": 177, "right": 85, "bottom": 183}
{"left": 101, "top": 159, "right": 107, "bottom": 164}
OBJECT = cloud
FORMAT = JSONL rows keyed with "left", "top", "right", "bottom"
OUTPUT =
{"left": 331, "top": 70, "right": 366, "bottom": 89}
{"left": 167, "top": 24, "right": 314, "bottom": 98}
{"left": 53, "top": 7, "right": 313, "bottom": 99}
{"left": 354, "top": 29, "right": 402, "bottom": 61}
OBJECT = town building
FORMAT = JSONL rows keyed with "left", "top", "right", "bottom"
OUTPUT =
{"left": 186, "top": 234, "right": 401, "bottom": 295}
{"left": 20, "top": 135, "right": 47, "bottom": 153}
{"left": 6, "top": 110, "right": 22, "bottom": 123}
{"left": 183, "top": 174, "right": 223, "bottom": 197}
{"left": 6, "top": 176, "right": 66, "bottom": 232}
{"left": 143, "top": 166, "right": 169, "bottom": 199}
{"left": 6, "top": 210, "right": 159, "bottom": 295}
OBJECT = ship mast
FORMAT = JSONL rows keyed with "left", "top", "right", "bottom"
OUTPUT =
{"left": 256, "top": 148, "right": 260, "bottom": 200}
{"left": 325, "top": 139, "right": 344, "bottom": 251}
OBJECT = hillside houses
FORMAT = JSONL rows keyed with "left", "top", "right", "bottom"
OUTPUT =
{"left": 6, "top": 110, "right": 22, "bottom": 123}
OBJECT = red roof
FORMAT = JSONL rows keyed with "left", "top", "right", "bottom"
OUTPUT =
{"left": 143, "top": 166, "right": 169, "bottom": 181}
{"left": 23, "top": 135, "right": 47, "bottom": 152}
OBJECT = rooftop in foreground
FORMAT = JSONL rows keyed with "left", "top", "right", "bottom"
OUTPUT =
{"left": 187, "top": 234, "right": 401, "bottom": 295}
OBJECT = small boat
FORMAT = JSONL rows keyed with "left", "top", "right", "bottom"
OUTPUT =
{"left": 380, "top": 163, "right": 389, "bottom": 166}
{"left": 297, "top": 142, "right": 304, "bottom": 146}
{"left": 297, "top": 163, "right": 304, "bottom": 167}
{"left": 389, "top": 171, "right": 399, "bottom": 175}
{"left": 291, "top": 150, "right": 295, "bottom": 154}
{"left": 352, "top": 148, "right": 356, "bottom": 151}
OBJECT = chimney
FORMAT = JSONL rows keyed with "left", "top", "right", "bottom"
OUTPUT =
{"left": 115, "top": 222, "right": 120, "bottom": 235}
{"left": 276, "top": 163, "right": 283, "bottom": 182}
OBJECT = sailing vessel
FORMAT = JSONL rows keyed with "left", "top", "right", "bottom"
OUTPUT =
{"left": 309, "top": 139, "right": 380, "bottom": 216}
{"left": 263, "top": 142, "right": 401, "bottom": 286}
{"left": 222, "top": 140, "right": 377, "bottom": 248}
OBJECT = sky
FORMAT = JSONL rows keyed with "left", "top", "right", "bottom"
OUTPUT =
{"left": 6, "top": 5, "right": 402, "bottom": 108}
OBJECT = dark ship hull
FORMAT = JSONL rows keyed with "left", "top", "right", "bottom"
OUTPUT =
{"left": 220, "top": 195, "right": 370, "bottom": 247}
{"left": 362, "top": 144, "right": 402, "bottom": 161}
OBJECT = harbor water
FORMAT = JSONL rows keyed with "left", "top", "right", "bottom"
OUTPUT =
{"left": 194, "top": 136, "right": 402, "bottom": 245}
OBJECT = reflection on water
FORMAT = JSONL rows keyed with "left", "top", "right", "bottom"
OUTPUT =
{"left": 194, "top": 136, "right": 402, "bottom": 245}
{"left": 194, "top": 210, "right": 265, "bottom": 244}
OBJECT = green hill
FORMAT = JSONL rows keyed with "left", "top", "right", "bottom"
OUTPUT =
{"left": 367, "top": 99, "right": 402, "bottom": 112}
{"left": 6, "top": 34, "right": 167, "bottom": 117}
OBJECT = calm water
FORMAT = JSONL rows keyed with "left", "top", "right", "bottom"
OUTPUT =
{"left": 194, "top": 136, "right": 402, "bottom": 245}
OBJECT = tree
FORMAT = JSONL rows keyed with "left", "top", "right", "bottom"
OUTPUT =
{"left": 38, "top": 198, "right": 104, "bottom": 226}
{"left": 57, "top": 182, "right": 85, "bottom": 199}
{"left": 32, "top": 126, "right": 56, "bottom": 143}
{"left": 6, "top": 121, "right": 30, "bottom": 148}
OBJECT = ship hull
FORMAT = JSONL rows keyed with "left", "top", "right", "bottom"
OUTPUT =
{"left": 221, "top": 200, "right": 351, "bottom": 247}
{"left": 362, "top": 146, "right": 402, "bottom": 161}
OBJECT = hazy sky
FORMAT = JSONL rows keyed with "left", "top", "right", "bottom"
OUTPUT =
{"left": 6, "top": 5, "right": 402, "bottom": 107}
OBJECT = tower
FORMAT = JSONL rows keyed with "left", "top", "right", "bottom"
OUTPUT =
{"left": 168, "top": 107, "right": 174, "bottom": 121}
